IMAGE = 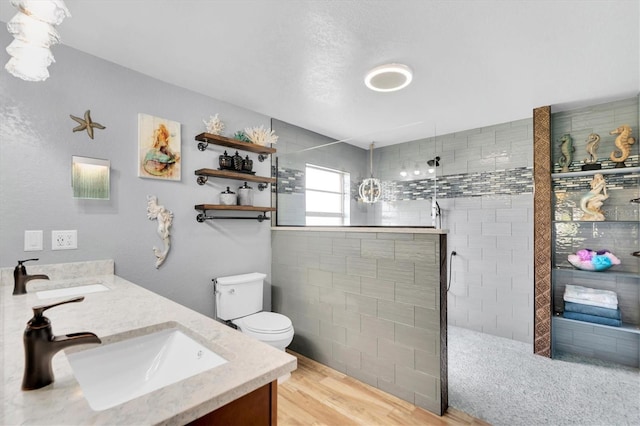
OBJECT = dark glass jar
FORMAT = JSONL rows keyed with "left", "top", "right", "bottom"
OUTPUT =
{"left": 219, "top": 150, "right": 233, "bottom": 169}
{"left": 242, "top": 155, "right": 253, "bottom": 172}
{"left": 232, "top": 151, "right": 243, "bottom": 171}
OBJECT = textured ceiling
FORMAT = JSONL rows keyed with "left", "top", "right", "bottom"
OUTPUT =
{"left": 1, "top": 0, "right": 638, "bottom": 147}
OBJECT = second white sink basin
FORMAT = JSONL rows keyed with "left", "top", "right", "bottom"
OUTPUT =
{"left": 36, "top": 283, "right": 109, "bottom": 299}
{"left": 67, "top": 327, "right": 227, "bottom": 411}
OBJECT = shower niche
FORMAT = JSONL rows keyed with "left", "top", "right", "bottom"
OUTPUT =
{"left": 534, "top": 97, "right": 640, "bottom": 368}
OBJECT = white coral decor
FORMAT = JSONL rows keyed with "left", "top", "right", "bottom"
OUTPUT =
{"left": 244, "top": 125, "right": 278, "bottom": 146}
{"left": 203, "top": 114, "right": 225, "bottom": 135}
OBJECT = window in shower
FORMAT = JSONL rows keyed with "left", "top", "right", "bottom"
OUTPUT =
{"left": 305, "top": 164, "right": 350, "bottom": 226}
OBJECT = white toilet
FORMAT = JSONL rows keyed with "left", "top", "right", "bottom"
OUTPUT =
{"left": 214, "top": 272, "right": 294, "bottom": 352}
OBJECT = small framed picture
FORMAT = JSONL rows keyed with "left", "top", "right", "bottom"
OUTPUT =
{"left": 138, "top": 113, "right": 181, "bottom": 180}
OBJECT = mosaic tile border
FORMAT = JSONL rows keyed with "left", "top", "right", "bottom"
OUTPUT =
{"left": 278, "top": 166, "right": 534, "bottom": 200}
{"left": 552, "top": 155, "right": 639, "bottom": 174}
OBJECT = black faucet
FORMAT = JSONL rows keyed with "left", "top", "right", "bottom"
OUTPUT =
{"left": 14, "top": 258, "right": 50, "bottom": 295}
{"left": 22, "top": 296, "right": 101, "bottom": 391}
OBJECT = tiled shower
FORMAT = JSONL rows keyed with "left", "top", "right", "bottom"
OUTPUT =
{"left": 273, "top": 116, "right": 536, "bottom": 343}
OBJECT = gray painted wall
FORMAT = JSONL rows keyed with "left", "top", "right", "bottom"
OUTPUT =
{"left": 0, "top": 31, "right": 273, "bottom": 318}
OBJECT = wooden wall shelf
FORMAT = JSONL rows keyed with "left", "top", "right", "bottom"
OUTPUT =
{"left": 194, "top": 204, "right": 276, "bottom": 222}
{"left": 195, "top": 168, "right": 275, "bottom": 186}
{"left": 193, "top": 132, "right": 276, "bottom": 222}
{"left": 195, "top": 205, "right": 276, "bottom": 212}
{"left": 195, "top": 132, "right": 276, "bottom": 155}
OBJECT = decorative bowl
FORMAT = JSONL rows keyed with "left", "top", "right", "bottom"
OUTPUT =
{"left": 567, "top": 249, "right": 621, "bottom": 272}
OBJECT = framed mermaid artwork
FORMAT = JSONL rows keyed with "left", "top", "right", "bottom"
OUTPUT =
{"left": 137, "top": 113, "right": 181, "bottom": 181}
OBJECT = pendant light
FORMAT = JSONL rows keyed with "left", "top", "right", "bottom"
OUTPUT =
{"left": 359, "top": 142, "right": 381, "bottom": 204}
{"left": 5, "top": 0, "right": 71, "bottom": 81}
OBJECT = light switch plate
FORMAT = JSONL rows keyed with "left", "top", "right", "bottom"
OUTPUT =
{"left": 24, "top": 230, "right": 43, "bottom": 251}
{"left": 52, "top": 230, "right": 78, "bottom": 250}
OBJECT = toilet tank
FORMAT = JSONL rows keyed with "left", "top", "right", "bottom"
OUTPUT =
{"left": 215, "top": 272, "right": 266, "bottom": 321}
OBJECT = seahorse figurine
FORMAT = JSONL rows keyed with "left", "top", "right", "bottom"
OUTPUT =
{"left": 557, "top": 133, "right": 574, "bottom": 173}
{"left": 581, "top": 133, "right": 602, "bottom": 171}
{"left": 609, "top": 125, "right": 635, "bottom": 168}
{"left": 584, "top": 133, "right": 600, "bottom": 164}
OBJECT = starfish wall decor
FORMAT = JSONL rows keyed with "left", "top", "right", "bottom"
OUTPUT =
{"left": 70, "top": 110, "right": 106, "bottom": 139}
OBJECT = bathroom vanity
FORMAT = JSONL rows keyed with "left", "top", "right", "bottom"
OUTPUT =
{"left": 0, "top": 260, "right": 296, "bottom": 425}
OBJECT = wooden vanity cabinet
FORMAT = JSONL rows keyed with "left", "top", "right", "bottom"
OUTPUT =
{"left": 189, "top": 381, "right": 277, "bottom": 426}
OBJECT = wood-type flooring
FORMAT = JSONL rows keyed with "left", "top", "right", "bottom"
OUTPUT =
{"left": 278, "top": 351, "right": 489, "bottom": 426}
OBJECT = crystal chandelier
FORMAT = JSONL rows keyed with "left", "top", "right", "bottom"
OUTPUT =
{"left": 5, "top": 0, "right": 71, "bottom": 81}
{"left": 358, "top": 142, "right": 381, "bottom": 204}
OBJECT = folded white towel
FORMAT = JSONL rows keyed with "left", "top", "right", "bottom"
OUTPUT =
{"left": 564, "top": 296, "right": 618, "bottom": 310}
{"left": 563, "top": 284, "right": 618, "bottom": 309}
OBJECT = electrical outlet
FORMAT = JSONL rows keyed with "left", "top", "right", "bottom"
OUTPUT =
{"left": 52, "top": 230, "right": 77, "bottom": 250}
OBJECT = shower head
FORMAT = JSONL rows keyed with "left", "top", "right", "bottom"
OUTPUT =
{"left": 427, "top": 156, "right": 440, "bottom": 167}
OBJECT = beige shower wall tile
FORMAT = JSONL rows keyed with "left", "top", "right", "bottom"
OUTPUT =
{"left": 415, "top": 263, "right": 440, "bottom": 289}
{"left": 308, "top": 268, "right": 332, "bottom": 288}
{"left": 347, "top": 257, "right": 377, "bottom": 278}
{"left": 395, "top": 240, "right": 437, "bottom": 263}
{"left": 395, "top": 323, "right": 438, "bottom": 353}
{"left": 361, "top": 276, "right": 395, "bottom": 301}
{"left": 378, "top": 259, "right": 415, "bottom": 284}
{"left": 361, "top": 314, "right": 395, "bottom": 340}
{"left": 333, "top": 308, "right": 361, "bottom": 331}
{"left": 333, "top": 273, "right": 361, "bottom": 294}
{"left": 361, "top": 352, "right": 395, "bottom": 383}
{"left": 333, "top": 238, "right": 361, "bottom": 257}
{"left": 415, "top": 349, "right": 440, "bottom": 376}
{"left": 378, "top": 337, "right": 414, "bottom": 366}
{"left": 396, "top": 365, "right": 438, "bottom": 399}
{"left": 396, "top": 284, "right": 436, "bottom": 309}
{"left": 415, "top": 306, "right": 440, "bottom": 330}
{"left": 362, "top": 239, "right": 395, "bottom": 259}
{"left": 378, "top": 299, "right": 414, "bottom": 326}
{"left": 346, "top": 293, "right": 377, "bottom": 316}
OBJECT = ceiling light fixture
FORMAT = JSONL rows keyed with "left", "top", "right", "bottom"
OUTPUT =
{"left": 364, "top": 63, "right": 413, "bottom": 92}
{"left": 5, "top": 0, "right": 71, "bottom": 82}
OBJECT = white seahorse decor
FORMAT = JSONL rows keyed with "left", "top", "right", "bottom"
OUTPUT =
{"left": 146, "top": 195, "right": 173, "bottom": 268}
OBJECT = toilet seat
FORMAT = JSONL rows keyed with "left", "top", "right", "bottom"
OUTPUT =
{"left": 232, "top": 311, "right": 294, "bottom": 351}
{"left": 243, "top": 312, "right": 292, "bottom": 334}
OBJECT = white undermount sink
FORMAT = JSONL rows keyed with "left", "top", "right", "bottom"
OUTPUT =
{"left": 66, "top": 328, "right": 227, "bottom": 411}
{"left": 36, "top": 283, "right": 109, "bottom": 299}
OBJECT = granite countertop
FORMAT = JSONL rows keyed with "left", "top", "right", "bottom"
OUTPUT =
{"left": 1, "top": 262, "right": 296, "bottom": 425}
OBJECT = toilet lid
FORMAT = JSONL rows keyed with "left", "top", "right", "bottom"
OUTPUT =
{"left": 244, "top": 312, "right": 292, "bottom": 334}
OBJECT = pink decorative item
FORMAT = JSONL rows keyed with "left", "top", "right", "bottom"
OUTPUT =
{"left": 567, "top": 249, "right": 621, "bottom": 272}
